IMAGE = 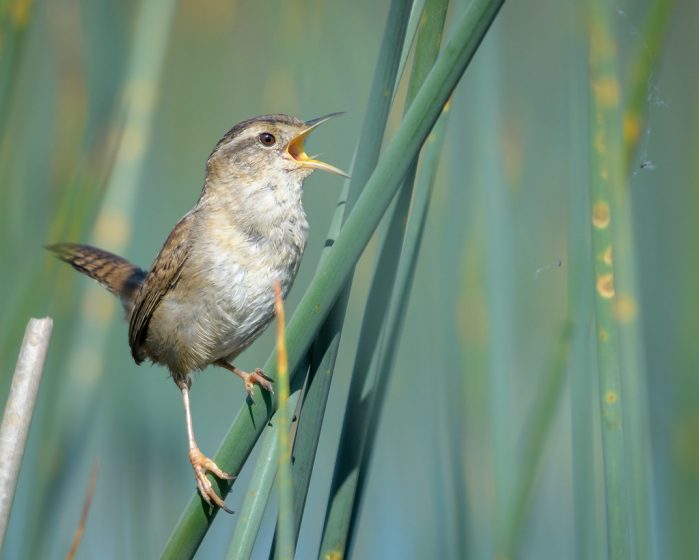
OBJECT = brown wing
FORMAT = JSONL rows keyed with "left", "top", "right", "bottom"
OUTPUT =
{"left": 128, "top": 210, "right": 196, "bottom": 363}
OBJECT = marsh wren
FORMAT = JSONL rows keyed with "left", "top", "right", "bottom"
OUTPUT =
{"left": 49, "top": 113, "right": 347, "bottom": 511}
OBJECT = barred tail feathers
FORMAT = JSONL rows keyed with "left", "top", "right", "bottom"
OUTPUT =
{"left": 47, "top": 243, "right": 146, "bottom": 312}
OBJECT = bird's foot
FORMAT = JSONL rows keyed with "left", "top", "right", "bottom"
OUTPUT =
{"left": 189, "top": 446, "right": 234, "bottom": 513}
{"left": 214, "top": 360, "right": 274, "bottom": 403}
{"left": 241, "top": 368, "right": 274, "bottom": 402}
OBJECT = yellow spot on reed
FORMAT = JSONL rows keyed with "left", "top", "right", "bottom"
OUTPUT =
{"left": 605, "top": 391, "right": 618, "bottom": 404}
{"left": 603, "top": 246, "right": 613, "bottom": 265}
{"left": 598, "top": 328, "right": 608, "bottom": 342}
{"left": 593, "top": 77, "right": 620, "bottom": 107}
{"left": 597, "top": 273, "right": 615, "bottom": 299}
{"left": 94, "top": 209, "right": 131, "bottom": 247}
{"left": 325, "top": 551, "right": 343, "bottom": 560}
{"left": 614, "top": 293, "right": 637, "bottom": 323}
{"left": 624, "top": 112, "right": 641, "bottom": 145}
{"left": 600, "top": 167, "right": 609, "bottom": 181}
{"left": 592, "top": 201, "right": 610, "bottom": 229}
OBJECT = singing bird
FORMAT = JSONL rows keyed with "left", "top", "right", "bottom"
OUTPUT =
{"left": 49, "top": 113, "right": 347, "bottom": 511}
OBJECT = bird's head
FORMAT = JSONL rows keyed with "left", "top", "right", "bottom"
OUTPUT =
{"left": 206, "top": 113, "right": 349, "bottom": 188}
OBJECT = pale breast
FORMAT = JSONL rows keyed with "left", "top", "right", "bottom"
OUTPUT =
{"left": 187, "top": 200, "right": 308, "bottom": 367}
{"left": 145, "top": 173, "right": 310, "bottom": 375}
{"left": 203, "top": 243, "right": 292, "bottom": 360}
{"left": 146, "top": 236, "right": 306, "bottom": 375}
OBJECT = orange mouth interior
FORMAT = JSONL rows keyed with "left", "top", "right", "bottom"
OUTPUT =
{"left": 286, "top": 128, "right": 349, "bottom": 178}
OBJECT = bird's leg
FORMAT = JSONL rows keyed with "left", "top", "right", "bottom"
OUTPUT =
{"left": 179, "top": 382, "right": 234, "bottom": 513}
{"left": 214, "top": 359, "right": 274, "bottom": 402}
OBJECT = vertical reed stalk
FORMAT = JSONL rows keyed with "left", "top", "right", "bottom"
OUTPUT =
{"left": 616, "top": 3, "right": 675, "bottom": 557}
{"left": 321, "top": 0, "right": 505, "bottom": 556}
{"left": 567, "top": 8, "right": 599, "bottom": 557}
{"left": 277, "top": 0, "right": 415, "bottom": 549}
{"left": 350, "top": 0, "right": 450, "bottom": 533}
{"left": 163, "top": 1, "right": 506, "bottom": 554}
{"left": 272, "top": 282, "right": 294, "bottom": 560}
{"left": 587, "top": 0, "right": 631, "bottom": 555}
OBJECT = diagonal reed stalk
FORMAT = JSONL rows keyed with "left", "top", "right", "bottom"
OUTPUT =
{"left": 227, "top": 3, "right": 414, "bottom": 556}
{"left": 161, "top": 1, "right": 506, "bottom": 556}
{"left": 269, "top": 1, "right": 416, "bottom": 553}
{"left": 355, "top": 101, "right": 452, "bottom": 517}
{"left": 320, "top": 0, "right": 449, "bottom": 555}
{"left": 224, "top": 387, "right": 302, "bottom": 560}
{"left": 396, "top": 0, "right": 428, "bottom": 87}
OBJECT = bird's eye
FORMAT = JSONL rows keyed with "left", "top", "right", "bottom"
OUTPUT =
{"left": 258, "top": 132, "right": 276, "bottom": 147}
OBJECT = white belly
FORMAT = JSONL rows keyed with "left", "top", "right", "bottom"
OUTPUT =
{"left": 149, "top": 186, "right": 309, "bottom": 375}
{"left": 207, "top": 259, "right": 284, "bottom": 360}
{"left": 151, "top": 247, "right": 301, "bottom": 374}
{"left": 192, "top": 216, "right": 306, "bottom": 363}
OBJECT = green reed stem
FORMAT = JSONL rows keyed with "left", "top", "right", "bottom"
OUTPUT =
{"left": 269, "top": 2, "right": 414, "bottom": 555}
{"left": 162, "top": 1, "right": 505, "bottom": 555}
{"left": 623, "top": 0, "right": 674, "bottom": 171}
{"left": 223, "top": 391, "right": 300, "bottom": 560}
{"left": 319, "top": 1, "right": 450, "bottom": 556}
{"left": 587, "top": 0, "right": 631, "bottom": 555}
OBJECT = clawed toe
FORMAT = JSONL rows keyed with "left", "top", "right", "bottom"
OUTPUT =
{"left": 189, "top": 447, "right": 234, "bottom": 514}
{"left": 251, "top": 368, "right": 274, "bottom": 394}
{"left": 243, "top": 369, "right": 274, "bottom": 402}
{"left": 214, "top": 360, "right": 275, "bottom": 402}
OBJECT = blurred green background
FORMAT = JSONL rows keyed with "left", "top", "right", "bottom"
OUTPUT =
{"left": 1, "top": 0, "right": 698, "bottom": 558}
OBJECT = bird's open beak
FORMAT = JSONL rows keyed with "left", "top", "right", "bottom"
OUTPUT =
{"left": 287, "top": 112, "right": 350, "bottom": 178}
